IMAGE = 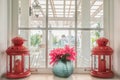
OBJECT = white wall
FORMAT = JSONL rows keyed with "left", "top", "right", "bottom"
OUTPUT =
{"left": 113, "top": 0, "right": 120, "bottom": 77}
{"left": 0, "top": 0, "right": 8, "bottom": 77}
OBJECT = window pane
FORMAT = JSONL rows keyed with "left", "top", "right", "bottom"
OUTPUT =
{"left": 91, "top": 0, "right": 103, "bottom": 28}
{"left": 18, "top": 0, "right": 46, "bottom": 28}
{"left": 18, "top": 30, "right": 46, "bottom": 68}
{"left": 48, "top": 30, "right": 75, "bottom": 67}
{"left": 48, "top": 0, "right": 75, "bottom": 28}
{"left": 77, "top": 0, "right": 103, "bottom": 28}
{"left": 77, "top": 30, "right": 104, "bottom": 68}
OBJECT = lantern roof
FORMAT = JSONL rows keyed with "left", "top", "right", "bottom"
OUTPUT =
{"left": 6, "top": 37, "right": 29, "bottom": 55}
{"left": 92, "top": 37, "right": 113, "bottom": 55}
{"left": 12, "top": 36, "right": 26, "bottom": 46}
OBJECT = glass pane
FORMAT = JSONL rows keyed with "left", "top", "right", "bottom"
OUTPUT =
{"left": 77, "top": 30, "right": 104, "bottom": 68}
{"left": 18, "top": 30, "right": 46, "bottom": 68}
{"left": 24, "top": 55, "right": 29, "bottom": 71}
{"left": 7, "top": 56, "right": 10, "bottom": 72}
{"left": 14, "top": 55, "right": 22, "bottom": 72}
{"left": 94, "top": 55, "right": 98, "bottom": 70}
{"left": 77, "top": 0, "right": 103, "bottom": 28}
{"left": 12, "top": 56, "right": 15, "bottom": 73}
{"left": 48, "top": 0, "right": 75, "bottom": 28}
{"left": 92, "top": 55, "right": 98, "bottom": 70}
{"left": 105, "top": 55, "right": 110, "bottom": 69}
{"left": 18, "top": 0, "right": 46, "bottom": 28}
{"left": 48, "top": 30, "right": 75, "bottom": 67}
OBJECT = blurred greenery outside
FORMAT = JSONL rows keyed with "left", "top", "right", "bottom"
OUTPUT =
{"left": 30, "top": 34, "right": 42, "bottom": 47}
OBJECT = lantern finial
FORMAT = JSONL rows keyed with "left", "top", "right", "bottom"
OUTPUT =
{"left": 12, "top": 37, "right": 26, "bottom": 46}
{"left": 96, "top": 37, "right": 108, "bottom": 46}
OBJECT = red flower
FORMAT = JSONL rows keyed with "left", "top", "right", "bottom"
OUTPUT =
{"left": 49, "top": 45, "right": 76, "bottom": 65}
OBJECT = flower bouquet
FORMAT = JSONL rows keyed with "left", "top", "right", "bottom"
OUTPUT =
{"left": 49, "top": 45, "right": 76, "bottom": 77}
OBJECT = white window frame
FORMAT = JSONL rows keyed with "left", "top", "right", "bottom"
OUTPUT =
{"left": 7, "top": 0, "right": 114, "bottom": 73}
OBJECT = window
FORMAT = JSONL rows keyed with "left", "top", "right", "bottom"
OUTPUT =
{"left": 18, "top": 0, "right": 104, "bottom": 73}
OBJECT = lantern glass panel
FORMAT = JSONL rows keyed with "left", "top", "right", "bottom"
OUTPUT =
{"left": 12, "top": 56, "right": 15, "bottom": 73}
{"left": 100, "top": 55, "right": 104, "bottom": 60}
{"left": 93, "top": 55, "right": 98, "bottom": 70}
{"left": 14, "top": 55, "right": 22, "bottom": 72}
{"left": 15, "top": 55, "right": 22, "bottom": 60}
{"left": 91, "top": 55, "right": 94, "bottom": 70}
{"left": 24, "top": 55, "right": 29, "bottom": 71}
{"left": 7, "top": 55, "right": 10, "bottom": 72}
{"left": 105, "top": 55, "right": 110, "bottom": 70}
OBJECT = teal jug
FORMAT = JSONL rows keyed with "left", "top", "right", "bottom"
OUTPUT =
{"left": 52, "top": 60, "right": 73, "bottom": 78}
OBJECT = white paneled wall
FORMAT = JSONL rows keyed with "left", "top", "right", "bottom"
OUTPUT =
{"left": 113, "top": 0, "right": 120, "bottom": 77}
{"left": 0, "top": 0, "right": 7, "bottom": 77}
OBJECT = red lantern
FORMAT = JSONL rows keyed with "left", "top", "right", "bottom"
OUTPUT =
{"left": 91, "top": 37, "right": 114, "bottom": 78}
{"left": 6, "top": 37, "right": 31, "bottom": 78}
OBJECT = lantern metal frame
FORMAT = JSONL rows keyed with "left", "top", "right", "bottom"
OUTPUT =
{"left": 6, "top": 37, "right": 31, "bottom": 79}
{"left": 90, "top": 37, "right": 114, "bottom": 78}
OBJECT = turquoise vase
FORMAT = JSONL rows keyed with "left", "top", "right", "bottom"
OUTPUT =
{"left": 52, "top": 60, "right": 73, "bottom": 78}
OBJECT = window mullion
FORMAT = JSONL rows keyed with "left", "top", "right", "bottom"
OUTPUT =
{"left": 46, "top": 0, "right": 48, "bottom": 68}
{"left": 75, "top": 0, "right": 77, "bottom": 68}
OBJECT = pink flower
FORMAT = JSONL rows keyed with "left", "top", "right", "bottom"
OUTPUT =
{"left": 64, "top": 45, "right": 76, "bottom": 61}
{"left": 49, "top": 45, "right": 76, "bottom": 65}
